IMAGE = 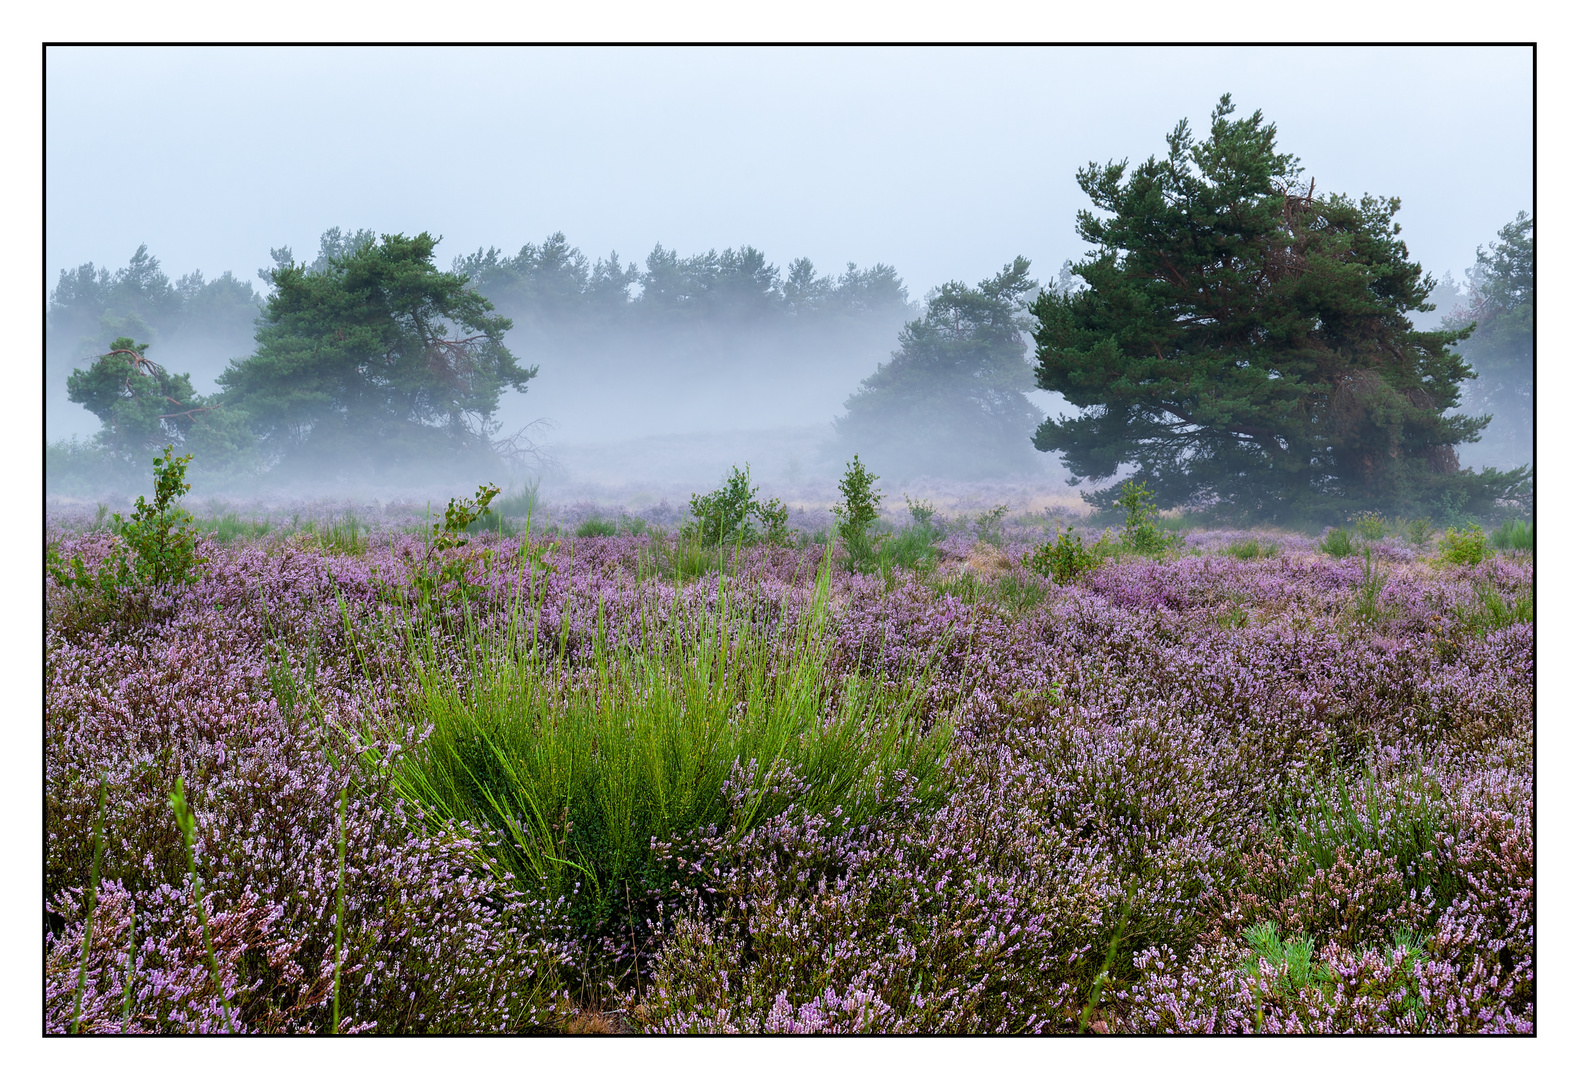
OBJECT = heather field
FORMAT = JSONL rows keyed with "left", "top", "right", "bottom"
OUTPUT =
{"left": 44, "top": 498, "right": 1534, "bottom": 1034}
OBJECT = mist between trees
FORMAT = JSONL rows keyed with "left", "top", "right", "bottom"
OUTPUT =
{"left": 46, "top": 96, "right": 1533, "bottom": 527}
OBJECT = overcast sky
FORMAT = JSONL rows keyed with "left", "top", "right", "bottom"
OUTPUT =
{"left": 46, "top": 45, "right": 1532, "bottom": 301}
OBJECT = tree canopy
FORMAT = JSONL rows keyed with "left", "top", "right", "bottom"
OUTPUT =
{"left": 64, "top": 337, "right": 254, "bottom": 479}
{"left": 833, "top": 257, "right": 1044, "bottom": 480}
{"left": 217, "top": 231, "right": 534, "bottom": 478}
{"left": 1030, "top": 94, "right": 1527, "bottom": 521}
{"left": 47, "top": 245, "right": 263, "bottom": 440}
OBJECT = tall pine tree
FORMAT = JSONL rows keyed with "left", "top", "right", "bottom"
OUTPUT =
{"left": 1031, "top": 94, "right": 1527, "bottom": 521}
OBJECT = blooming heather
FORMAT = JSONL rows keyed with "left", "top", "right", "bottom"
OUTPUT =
{"left": 45, "top": 513, "right": 1533, "bottom": 1033}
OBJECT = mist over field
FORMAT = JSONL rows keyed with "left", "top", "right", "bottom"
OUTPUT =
{"left": 45, "top": 46, "right": 1533, "bottom": 525}
{"left": 41, "top": 45, "right": 1539, "bottom": 1035}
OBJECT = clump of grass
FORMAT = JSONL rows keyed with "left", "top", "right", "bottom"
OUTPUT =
{"left": 391, "top": 556, "right": 953, "bottom": 941}
{"left": 493, "top": 482, "right": 541, "bottom": 520}
{"left": 1317, "top": 527, "right": 1354, "bottom": 558}
{"left": 1222, "top": 537, "right": 1279, "bottom": 560}
{"left": 302, "top": 511, "right": 368, "bottom": 556}
{"left": 1278, "top": 760, "right": 1459, "bottom": 913}
{"left": 1217, "top": 595, "right": 1250, "bottom": 630}
{"left": 1489, "top": 519, "right": 1533, "bottom": 552}
{"left": 1353, "top": 546, "right": 1390, "bottom": 626}
{"left": 1454, "top": 581, "right": 1533, "bottom": 636}
{"left": 1437, "top": 526, "right": 1490, "bottom": 567}
{"left": 195, "top": 510, "right": 273, "bottom": 544}
{"left": 994, "top": 572, "right": 1049, "bottom": 616}
{"left": 575, "top": 517, "right": 620, "bottom": 538}
{"left": 875, "top": 524, "right": 941, "bottom": 576}
{"left": 169, "top": 777, "right": 236, "bottom": 1033}
{"left": 636, "top": 534, "right": 724, "bottom": 583}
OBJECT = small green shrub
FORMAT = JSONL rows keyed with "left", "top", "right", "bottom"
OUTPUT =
{"left": 47, "top": 446, "right": 206, "bottom": 599}
{"left": 1490, "top": 519, "right": 1533, "bottom": 552}
{"left": 1354, "top": 511, "right": 1386, "bottom": 542}
{"left": 1023, "top": 527, "right": 1101, "bottom": 585}
{"left": 755, "top": 497, "right": 792, "bottom": 545}
{"left": 1405, "top": 517, "right": 1433, "bottom": 545}
{"left": 904, "top": 494, "right": 938, "bottom": 530}
{"left": 685, "top": 465, "right": 792, "bottom": 547}
{"left": 1242, "top": 922, "right": 1331, "bottom": 1000}
{"left": 1437, "top": 526, "right": 1490, "bottom": 566}
{"left": 832, "top": 456, "right": 882, "bottom": 545}
{"left": 1437, "top": 489, "right": 1476, "bottom": 531}
{"left": 1317, "top": 527, "right": 1354, "bottom": 558}
{"left": 974, "top": 504, "right": 1009, "bottom": 547}
{"left": 832, "top": 456, "right": 882, "bottom": 571}
{"left": 1115, "top": 481, "right": 1180, "bottom": 557}
{"left": 409, "top": 484, "right": 500, "bottom": 604}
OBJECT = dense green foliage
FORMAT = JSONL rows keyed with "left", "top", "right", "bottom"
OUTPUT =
{"left": 1490, "top": 518, "right": 1532, "bottom": 552}
{"left": 1437, "top": 526, "right": 1490, "bottom": 566}
{"left": 216, "top": 233, "right": 534, "bottom": 479}
{"left": 1022, "top": 528, "right": 1100, "bottom": 584}
{"left": 1030, "top": 95, "right": 1527, "bottom": 522}
{"left": 683, "top": 465, "right": 791, "bottom": 546}
{"left": 64, "top": 338, "right": 253, "bottom": 475}
{"left": 835, "top": 258, "right": 1044, "bottom": 480}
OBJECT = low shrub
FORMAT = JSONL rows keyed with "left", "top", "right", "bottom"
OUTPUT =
{"left": 46, "top": 445, "right": 206, "bottom": 601}
{"left": 1318, "top": 527, "right": 1354, "bottom": 558}
{"left": 1024, "top": 527, "right": 1101, "bottom": 584}
{"left": 1115, "top": 481, "right": 1181, "bottom": 557}
{"left": 1354, "top": 511, "right": 1387, "bottom": 542}
{"left": 975, "top": 505, "right": 1010, "bottom": 547}
{"left": 685, "top": 465, "right": 792, "bottom": 547}
{"left": 832, "top": 456, "right": 882, "bottom": 552}
{"left": 1490, "top": 519, "right": 1533, "bottom": 552}
{"left": 1437, "top": 526, "right": 1490, "bottom": 567}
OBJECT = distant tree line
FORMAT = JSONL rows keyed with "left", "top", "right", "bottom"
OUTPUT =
{"left": 47, "top": 229, "right": 916, "bottom": 489}
{"left": 48, "top": 95, "right": 1532, "bottom": 522}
